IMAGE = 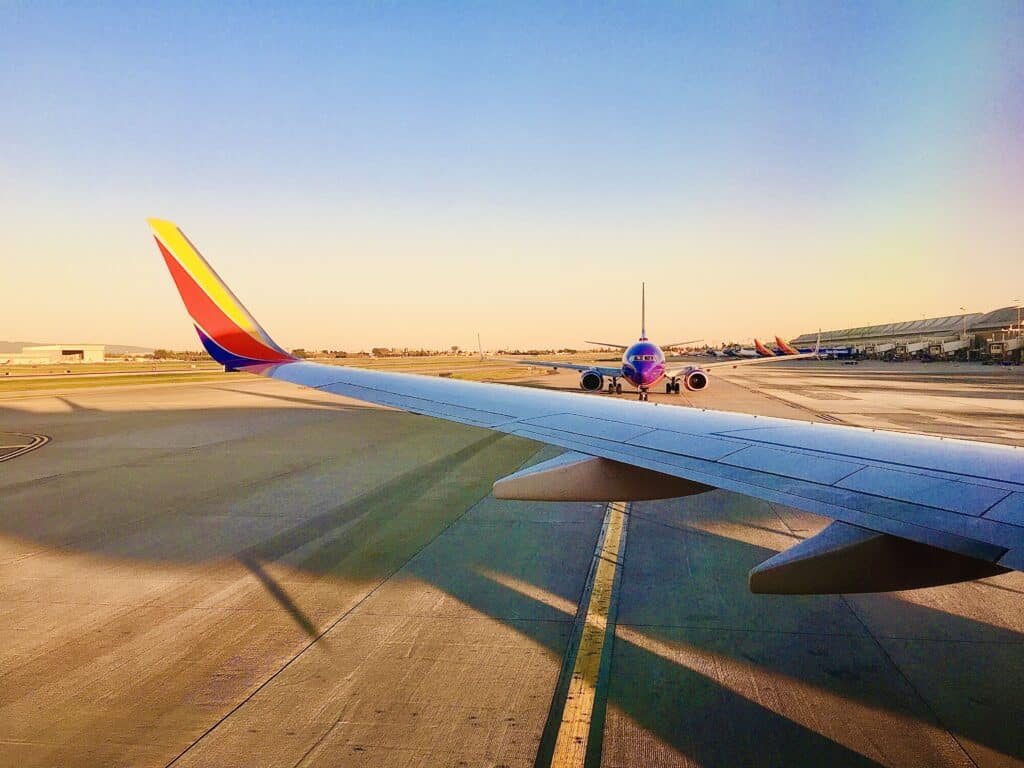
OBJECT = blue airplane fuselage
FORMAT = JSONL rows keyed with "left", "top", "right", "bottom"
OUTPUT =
{"left": 621, "top": 340, "right": 666, "bottom": 390}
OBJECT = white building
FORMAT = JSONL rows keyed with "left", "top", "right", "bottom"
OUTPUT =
{"left": 5, "top": 344, "right": 106, "bottom": 364}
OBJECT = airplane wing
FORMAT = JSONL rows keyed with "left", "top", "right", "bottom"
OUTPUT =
{"left": 584, "top": 340, "right": 629, "bottom": 349}
{"left": 151, "top": 219, "right": 1024, "bottom": 594}
{"left": 662, "top": 338, "right": 702, "bottom": 348}
{"left": 504, "top": 358, "right": 623, "bottom": 377}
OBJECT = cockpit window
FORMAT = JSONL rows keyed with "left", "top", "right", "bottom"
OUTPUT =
{"left": 631, "top": 354, "right": 657, "bottom": 361}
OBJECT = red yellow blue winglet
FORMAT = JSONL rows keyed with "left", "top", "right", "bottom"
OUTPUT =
{"left": 148, "top": 219, "right": 294, "bottom": 367}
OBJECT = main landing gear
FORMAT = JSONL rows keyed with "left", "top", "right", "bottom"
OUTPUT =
{"left": 665, "top": 379, "right": 681, "bottom": 394}
{"left": 607, "top": 379, "right": 623, "bottom": 395}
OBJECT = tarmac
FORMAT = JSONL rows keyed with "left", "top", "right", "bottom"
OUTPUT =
{"left": 0, "top": 361, "right": 1021, "bottom": 767}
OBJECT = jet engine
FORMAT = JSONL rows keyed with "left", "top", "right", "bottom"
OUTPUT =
{"left": 684, "top": 369, "right": 709, "bottom": 391}
{"left": 579, "top": 370, "right": 604, "bottom": 391}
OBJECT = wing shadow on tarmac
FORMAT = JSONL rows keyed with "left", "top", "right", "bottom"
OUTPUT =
{"left": 404, "top": 493, "right": 1024, "bottom": 766}
{"left": 1, "top": 390, "right": 1022, "bottom": 765}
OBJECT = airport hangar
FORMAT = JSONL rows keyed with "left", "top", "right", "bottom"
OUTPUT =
{"left": 790, "top": 305, "right": 1023, "bottom": 362}
{"left": 2, "top": 344, "right": 105, "bottom": 364}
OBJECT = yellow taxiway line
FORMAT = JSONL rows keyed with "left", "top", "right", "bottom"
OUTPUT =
{"left": 550, "top": 500, "right": 629, "bottom": 768}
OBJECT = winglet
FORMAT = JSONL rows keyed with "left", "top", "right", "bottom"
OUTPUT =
{"left": 148, "top": 219, "right": 294, "bottom": 367}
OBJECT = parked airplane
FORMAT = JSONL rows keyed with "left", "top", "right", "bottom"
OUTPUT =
{"left": 508, "top": 285, "right": 818, "bottom": 400}
{"left": 753, "top": 339, "right": 776, "bottom": 357}
{"left": 775, "top": 335, "right": 854, "bottom": 359}
{"left": 775, "top": 336, "right": 800, "bottom": 355}
{"left": 150, "top": 219, "right": 1024, "bottom": 595}
{"left": 724, "top": 346, "right": 760, "bottom": 359}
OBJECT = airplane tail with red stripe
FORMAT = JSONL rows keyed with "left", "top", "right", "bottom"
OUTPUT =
{"left": 775, "top": 336, "right": 800, "bottom": 355}
{"left": 149, "top": 219, "right": 294, "bottom": 368}
{"left": 753, "top": 339, "right": 775, "bottom": 357}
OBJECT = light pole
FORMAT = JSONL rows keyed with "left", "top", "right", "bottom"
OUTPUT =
{"left": 959, "top": 306, "right": 969, "bottom": 361}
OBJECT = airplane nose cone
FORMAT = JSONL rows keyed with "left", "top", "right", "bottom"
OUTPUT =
{"left": 634, "top": 361, "right": 664, "bottom": 386}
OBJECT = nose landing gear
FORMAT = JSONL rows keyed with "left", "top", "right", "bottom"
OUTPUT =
{"left": 638, "top": 387, "right": 649, "bottom": 401}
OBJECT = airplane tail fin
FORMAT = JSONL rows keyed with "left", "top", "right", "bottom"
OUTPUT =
{"left": 640, "top": 282, "right": 647, "bottom": 341}
{"left": 753, "top": 339, "right": 775, "bottom": 357}
{"left": 775, "top": 336, "right": 800, "bottom": 355}
{"left": 148, "top": 219, "right": 294, "bottom": 368}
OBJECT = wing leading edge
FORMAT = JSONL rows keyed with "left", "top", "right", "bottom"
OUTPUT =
{"left": 151, "top": 219, "right": 1024, "bottom": 593}
{"left": 503, "top": 358, "right": 623, "bottom": 378}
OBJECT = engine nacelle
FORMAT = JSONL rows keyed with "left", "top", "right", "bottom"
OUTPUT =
{"left": 579, "top": 370, "right": 604, "bottom": 391}
{"left": 684, "top": 369, "right": 709, "bottom": 391}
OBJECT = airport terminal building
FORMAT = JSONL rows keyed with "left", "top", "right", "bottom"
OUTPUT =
{"left": 791, "top": 305, "right": 1023, "bottom": 362}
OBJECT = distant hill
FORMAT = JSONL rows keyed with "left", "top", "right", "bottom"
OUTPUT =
{"left": 0, "top": 341, "right": 154, "bottom": 354}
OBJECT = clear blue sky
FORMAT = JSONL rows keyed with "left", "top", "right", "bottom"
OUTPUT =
{"left": 3, "top": 2, "right": 1021, "bottom": 349}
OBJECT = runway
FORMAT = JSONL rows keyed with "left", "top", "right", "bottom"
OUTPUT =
{"left": 0, "top": 365, "right": 1022, "bottom": 766}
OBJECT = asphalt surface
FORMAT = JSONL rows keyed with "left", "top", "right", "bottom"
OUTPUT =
{"left": 0, "top": 363, "right": 1021, "bottom": 767}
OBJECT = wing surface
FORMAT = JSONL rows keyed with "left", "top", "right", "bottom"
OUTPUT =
{"left": 663, "top": 338, "right": 702, "bottom": 348}
{"left": 584, "top": 340, "right": 629, "bottom": 349}
{"left": 152, "top": 219, "right": 1024, "bottom": 583}
{"left": 506, "top": 358, "right": 622, "bottom": 377}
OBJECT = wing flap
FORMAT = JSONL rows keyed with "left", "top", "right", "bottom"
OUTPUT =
{"left": 716, "top": 423, "right": 1024, "bottom": 487}
{"left": 835, "top": 466, "right": 1010, "bottom": 516}
{"left": 985, "top": 493, "right": 1024, "bottom": 524}
{"left": 721, "top": 445, "right": 864, "bottom": 485}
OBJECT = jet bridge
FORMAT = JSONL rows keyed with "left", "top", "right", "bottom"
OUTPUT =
{"left": 867, "top": 343, "right": 896, "bottom": 357}
{"left": 989, "top": 337, "right": 1022, "bottom": 357}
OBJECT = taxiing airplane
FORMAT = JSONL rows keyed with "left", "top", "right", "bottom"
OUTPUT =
{"left": 150, "top": 219, "right": 1024, "bottom": 595}
{"left": 508, "top": 285, "right": 817, "bottom": 400}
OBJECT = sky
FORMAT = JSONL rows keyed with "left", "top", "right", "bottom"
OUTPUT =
{"left": 2, "top": 2, "right": 1022, "bottom": 350}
